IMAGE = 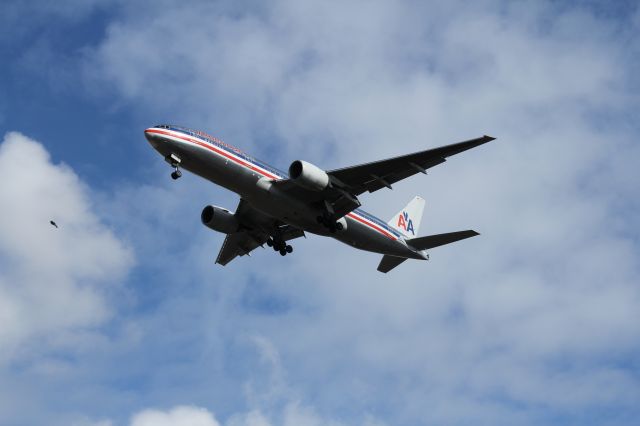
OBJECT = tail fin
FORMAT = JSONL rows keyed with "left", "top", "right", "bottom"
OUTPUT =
{"left": 387, "top": 196, "right": 425, "bottom": 238}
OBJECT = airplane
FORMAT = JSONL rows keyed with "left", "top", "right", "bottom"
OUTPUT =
{"left": 144, "top": 125, "right": 494, "bottom": 272}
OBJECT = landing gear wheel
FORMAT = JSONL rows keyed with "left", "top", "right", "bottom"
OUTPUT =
{"left": 279, "top": 249, "right": 287, "bottom": 256}
{"left": 166, "top": 154, "right": 183, "bottom": 180}
{"left": 272, "top": 239, "right": 285, "bottom": 252}
{"left": 286, "top": 245, "right": 293, "bottom": 253}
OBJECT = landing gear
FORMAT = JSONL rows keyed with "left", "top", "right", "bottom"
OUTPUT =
{"left": 267, "top": 237, "right": 293, "bottom": 257}
{"left": 165, "top": 153, "right": 182, "bottom": 180}
{"left": 279, "top": 244, "right": 293, "bottom": 256}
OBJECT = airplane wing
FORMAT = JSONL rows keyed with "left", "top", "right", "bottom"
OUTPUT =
{"left": 215, "top": 199, "right": 305, "bottom": 266}
{"left": 328, "top": 135, "right": 495, "bottom": 195}
{"left": 272, "top": 135, "right": 494, "bottom": 219}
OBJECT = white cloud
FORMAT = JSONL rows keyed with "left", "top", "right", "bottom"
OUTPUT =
{"left": 128, "top": 403, "right": 346, "bottom": 426}
{"left": 226, "top": 404, "right": 342, "bottom": 426}
{"left": 131, "top": 406, "right": 220, "bottom": 426}
{"left": 78, "top": 1, "right": 640, "bottom": 424}
{"left": 2, "top": 1, "right": 638, "bottom": 425}
{"left": 0, "top": 132, "right": 133, "bottom": 362}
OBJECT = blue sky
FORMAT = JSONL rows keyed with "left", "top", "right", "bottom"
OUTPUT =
{"left": 1, "top": 1, "right": 639, "bottom": 425}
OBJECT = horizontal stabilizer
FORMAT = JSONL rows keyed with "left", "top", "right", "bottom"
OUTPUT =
{"left": 377, "top": 255, "right": 408, "bottom": 273}
{"left": 406, "top": 230, "right": 479, "bottom": 251}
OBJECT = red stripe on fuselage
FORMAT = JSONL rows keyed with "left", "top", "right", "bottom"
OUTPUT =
{"left": 146, "top": 128, "right": 280, "bottom": 180}
{"left": 146, "top": 128, "right": 397, "bottom": 240}
{"left": 345, "top": 212, "right": 396, "bottom": 240}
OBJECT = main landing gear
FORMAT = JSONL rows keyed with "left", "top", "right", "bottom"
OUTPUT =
{"left": 316, "top": 215, "right": 343, "bottom": 233}
{"left": 165, "top": 153, "right": 182, "bottom": 180}
{"left": 267, "top": 238, "right": 293, "bottom": 256}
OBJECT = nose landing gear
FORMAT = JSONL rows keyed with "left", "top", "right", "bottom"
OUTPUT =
{"left": 165, "top": 153, "right": 182, "bottom": 180}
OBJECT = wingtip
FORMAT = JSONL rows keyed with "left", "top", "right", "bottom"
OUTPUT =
{"left": 483, "top": 135, "right": 496, "bottom": 141}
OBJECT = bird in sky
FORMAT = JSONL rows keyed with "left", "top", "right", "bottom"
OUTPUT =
{"left": 50, "top": 220, "right": 58, "bottom": 229}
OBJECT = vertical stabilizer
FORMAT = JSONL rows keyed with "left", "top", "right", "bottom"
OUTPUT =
{"left": 387, "top": 196, "right": 425, "bottom": 238}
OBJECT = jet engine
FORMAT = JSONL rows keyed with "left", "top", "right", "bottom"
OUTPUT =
{"left": 288, "top": 160, "right": 330, "bottom": 191}
{"left": 201, "top": 205, "right": 240, "bottom": 234}
{"left": 335, "top": 216, "right": 348, "bottom": 232}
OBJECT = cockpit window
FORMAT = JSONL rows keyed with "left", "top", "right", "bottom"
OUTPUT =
{"left": 154, "top": 124, "right": 171, "bottom": 129}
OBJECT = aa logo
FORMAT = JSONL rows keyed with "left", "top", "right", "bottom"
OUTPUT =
{"left": 397, "top": 211, "right": 415, "bottom": 235}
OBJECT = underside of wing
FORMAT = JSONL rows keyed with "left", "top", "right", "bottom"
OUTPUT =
{"left": 329, "top": 135, "right": 495, "bottom": 195}
{"left": 270, "top": 135, "right": 494, "bottom": 222}
{"left": 215, "top": 231, "right": 267, "bottom": 265}
{"left": 215, "top": 199, "right": 305, "bottom": 266}
{"left": 270, "top": 178, "right": 363, "bottom": 220}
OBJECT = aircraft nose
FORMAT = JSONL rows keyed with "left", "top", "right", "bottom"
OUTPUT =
{"left": 144, "top": 128, "right": 161, "bottom": 148}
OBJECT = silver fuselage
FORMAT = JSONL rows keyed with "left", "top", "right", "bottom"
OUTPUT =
{"left": 145, "top": 125, "right": 423, "bottom": 259}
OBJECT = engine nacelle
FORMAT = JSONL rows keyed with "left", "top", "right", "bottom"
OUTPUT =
{"left": 336, "top": 216, "right": 348, "bottom": 232}
{"left": 201, "top": 205, "right": 240, "bottom": 234}
{"left": 288, "top": 160, "right": 330, "bottom": 191}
